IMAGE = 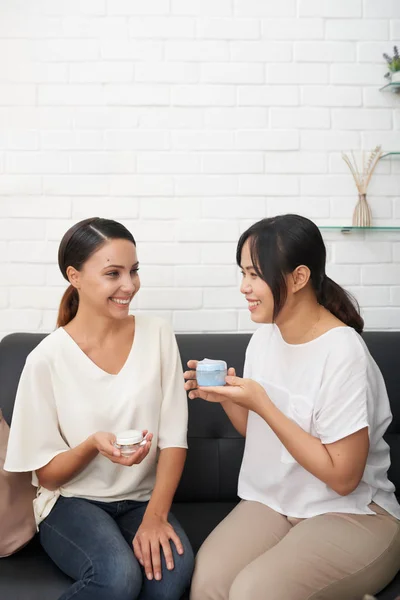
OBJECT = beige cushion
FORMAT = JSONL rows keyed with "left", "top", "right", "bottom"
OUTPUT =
{"left": 0, "top": 409, "right": 36, "bottom": 557}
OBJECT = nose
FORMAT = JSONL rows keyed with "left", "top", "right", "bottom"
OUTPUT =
{"left": 240, "top": 278, "right": 251, "bottom": 296}
{"left": 120, "top": 273, "right": 136, "bottom": 294}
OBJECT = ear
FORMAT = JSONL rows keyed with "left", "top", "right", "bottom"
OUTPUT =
{"left": 66, "top": 265, "right": 80, "bottom": 290}
{"left": 291, "top": 265, "right": 311, "bottom": 293}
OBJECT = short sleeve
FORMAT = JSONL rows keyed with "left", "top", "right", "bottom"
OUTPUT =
{"left": 157, "top": 322, "right": 188, "bottom": 451}
{"left": 314, "top": 350, "right": 369, "bottom": 445}
{"left": 4, "top": 353, "right": 69, "bottom": 474}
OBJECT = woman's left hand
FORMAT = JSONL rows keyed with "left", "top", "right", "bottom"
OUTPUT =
{"left": 191, "top": 375, "right": 269, "bottom": 414}
{"left": 133, "top": 514, "right": 184, "bottom": 582}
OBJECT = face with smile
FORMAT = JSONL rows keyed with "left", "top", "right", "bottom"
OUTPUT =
{"left": 240, "top": 239, "right": 274, "bottom": 324}
{"left": 66, "top": 238, "right": 140, "bottom": 320}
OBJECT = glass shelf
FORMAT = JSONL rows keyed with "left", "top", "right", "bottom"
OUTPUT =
{"left": 320, "top": 226, "right": 400, "bottom": 234}
{"left": 379, "top": 82, "right": 400, "bottom": 93}
{"left": 380, "top": 151, "right": 400, "bottom": 159}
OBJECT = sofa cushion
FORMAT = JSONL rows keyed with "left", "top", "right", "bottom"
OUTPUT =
{"left": 0, "top": 501, "right": 237, "bottom": 600}
{"left": 2, "top": 331, "right": 400, "bottom": 600}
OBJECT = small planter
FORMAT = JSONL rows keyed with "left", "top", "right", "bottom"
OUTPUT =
{"left": 391, "top": 71, "right": 400, "bottom": 83}
{"left": 383, "top": 47, "right": 400, "bottom": 82}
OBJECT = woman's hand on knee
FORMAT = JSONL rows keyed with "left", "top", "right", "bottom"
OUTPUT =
{"left": 133, "top": 515, "right": 184, "bottom": 582}
{"left": 91, "top": 431, "right": 153, "bottom": 466}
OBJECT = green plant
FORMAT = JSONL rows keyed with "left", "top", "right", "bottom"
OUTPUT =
{"left": 383, "top": 45, "right": 400, "bottom": 79}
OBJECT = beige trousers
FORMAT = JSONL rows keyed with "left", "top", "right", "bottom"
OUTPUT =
{"left": 190, "top": 500, "right": 400, "bottom": 600}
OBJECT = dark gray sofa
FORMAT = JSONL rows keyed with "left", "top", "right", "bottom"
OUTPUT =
{"left": 1, "top": 331, "right": 400, "bottom": 600}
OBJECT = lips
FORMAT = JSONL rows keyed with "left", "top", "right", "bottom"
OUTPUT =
{"left": 248, "top": 300, "right": 261, "bottom": 307}
{"left": 109, "top": 297, "right": 130, "bottom": 306}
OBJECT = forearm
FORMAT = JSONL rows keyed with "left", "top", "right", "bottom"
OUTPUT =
{"left": 36, "top": 436, "right": 98, "bottom": 491}
{"left": 221, "top": 401, "right": 248, "bottom": 436}
{"left": 258, "top": 401, "right": 358, "bottom": 494}
{"left": 144, "top": 447, "right": 186, "bottom": 519}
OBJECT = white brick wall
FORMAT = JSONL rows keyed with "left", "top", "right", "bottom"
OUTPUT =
{"left": 0, "top": 0, "right": 400, "bottom": 337}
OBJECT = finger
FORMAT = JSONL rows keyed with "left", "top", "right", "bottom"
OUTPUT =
{"left": 186, "top": 360, "right": 198, "bottom": 369}
{"left": 104, "top": 437, "right": 121, "bottom": 457}
{"left": 99, "top": 447, "right": 121, "bottom": 460}
{"left": 195, "top": 389, "right": 229, "bottom": 403}
{"left": 188, "top": 388, "right": 202, "bottom": 400}
{"left": 127, "top": 440, "right": 152, "bottom": 465}
{"left": 184, "top": 379, "right": 198, "bottom": 391}
{"left": 98, "top": 433, "right": 116, "bottom": 455}
{"left": 227, "top": 367, "right": 236, "bottom": 376}
{"left": 160, "top": 537, "right": 174, "bottom": 571}
{"left": 169, "top": 529, "right": 184, "bottom": 556}
{"left": 133, "top": 537, "right": 144, "bottom": 566}
{"left": 225, "top": 375, "right": 242, "bottom": 386}
{"left": 199, "top": 380, "right": 241, "bottom": 395}
{"left": 124, "top": 447, "right": 149, "bottom": 466}
{"left": 141, "top": 539, "right": 154, "bottom": 580}
{"left": 109, "top": 442, "right": 150, "bottom": 466}
{"left": 134, "top": 446, "right": 150, "bottom": 464}
{"left": 183, "top": 369, "right": 197, "bottom": 380}
{"left": 151, "top": 540, "right": 162, "bottom": 581}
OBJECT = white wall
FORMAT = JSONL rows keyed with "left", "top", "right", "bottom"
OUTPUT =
{"left": 0, "top": 0, "right": 400, "bottom": 337}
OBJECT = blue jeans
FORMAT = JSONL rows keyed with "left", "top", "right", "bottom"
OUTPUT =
{"left": 39, "top": 496, "right": 194, "bottom": 600}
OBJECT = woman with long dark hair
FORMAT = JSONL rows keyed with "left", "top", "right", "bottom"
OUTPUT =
{"left": 5, "top": 217, "right": 194, "bottom": 600}
{"left": 186, "top": 214, "right": 400, "bottom": 600}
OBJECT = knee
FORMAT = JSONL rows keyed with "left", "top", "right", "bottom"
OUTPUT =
{"left": 190, "top": 564, "right": 219, "bottom": 600}
{"left": 229, "top": 570, "right": 258, "bottom": 600}
{"left": 174, "top": 542, "right": 195, "bottom": 584}
{"left": 92, "top": 554, "right": 141, "bottom": 600}
{"left": 148, "top": 546, "right": 195, "bottom": 600}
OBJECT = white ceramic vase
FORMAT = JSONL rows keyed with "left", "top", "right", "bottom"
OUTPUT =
{"left": 352, "top": 193, "right": 372, "bottom": 227}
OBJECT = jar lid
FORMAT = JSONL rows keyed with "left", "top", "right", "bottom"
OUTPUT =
{"left": 197, "top": 358, "right": 227, "bottom": 372}
{"left": 115, "top": 429, "right": 143, "bottom": 445}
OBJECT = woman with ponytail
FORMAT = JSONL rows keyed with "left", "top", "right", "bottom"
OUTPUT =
{"left": 186, "top": 214, "right": 400, "bottom": 600}
{"left": 5, "top": 217, "right": 194, "bottom": 600}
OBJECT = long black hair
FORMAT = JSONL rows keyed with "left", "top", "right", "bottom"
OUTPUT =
{"left": 236, "top": 214, "right": 363, "bottom": 334}
{"left": 57, "top": 217, "right": 136, "bottom": 327}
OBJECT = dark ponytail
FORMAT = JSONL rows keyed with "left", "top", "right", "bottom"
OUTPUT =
{"left": 57, "top": 217, "right": 136, "bottom": 328}
{"left": 237, "top": 214, "right": 364, "bottom": 334}
{"left": 318, "top": 275, "right": 363, "bottom": 334}
{"left": 57, "top": 286, "right": 79, "bottom": 328}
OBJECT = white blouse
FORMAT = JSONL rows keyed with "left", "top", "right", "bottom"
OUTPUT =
{"left": 238, "top": 324, "right": 400, "bottom": 519}
{"left": 5, "top": 314, "right": 188, "bottom": 525}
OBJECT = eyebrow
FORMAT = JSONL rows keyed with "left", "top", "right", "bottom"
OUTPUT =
{"left": 103, "top": 262, "right": 139, "bottom": 270}
{"left": 240, "top": 265, "right": 255, "bottom": 271}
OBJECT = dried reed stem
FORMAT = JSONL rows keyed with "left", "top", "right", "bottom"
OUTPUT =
{"left": 341, "top": 146, "right": 383, "bottom": 195}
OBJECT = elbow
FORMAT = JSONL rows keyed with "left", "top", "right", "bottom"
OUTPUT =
{"left": 330, "top": 477, "right": 361, "bottom": 497}
{"left": 37, "top": 477, "right": 58, "bottom": 491}
{"left": 36, "top": 470, "right": 58, "bottom": 492}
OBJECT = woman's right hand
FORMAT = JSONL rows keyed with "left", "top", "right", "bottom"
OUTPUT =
{"left": 184, "top": 360, "right": 236, "bottom": 400}
{"left": 91, "top": 430, "right": 153, "bottom": 466}
{"left": 184, "top": 361, "right": 247, "bottom": 436}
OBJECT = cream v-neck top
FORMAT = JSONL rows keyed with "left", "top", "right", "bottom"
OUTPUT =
{"left": 5, "top": 314, "right": 188, "bottom": 525}
{"left": 238, "top": 324, "right": 400, "bottom": 519}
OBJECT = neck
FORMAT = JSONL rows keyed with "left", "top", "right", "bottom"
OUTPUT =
{"left": 275, "top": 293, "right": 321, "bottom": 344}
{"left": 67, "top": 304, "right": 132, "bottom": 344}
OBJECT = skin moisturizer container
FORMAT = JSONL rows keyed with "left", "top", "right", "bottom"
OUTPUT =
{"left": 196, "top": 358, "right": 227, "bottom": 387}
{"left": 114, "top": 430, "right": 145, "bottom": 457}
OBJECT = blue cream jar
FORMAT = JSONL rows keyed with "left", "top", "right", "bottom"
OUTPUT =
{"left": 196, "top": 358, "right": 227, "bottom": 387}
